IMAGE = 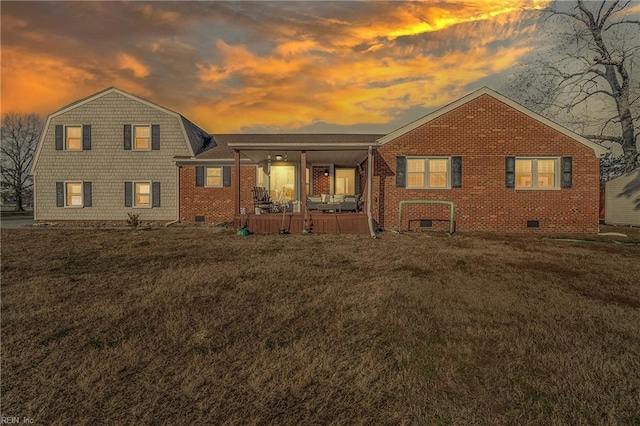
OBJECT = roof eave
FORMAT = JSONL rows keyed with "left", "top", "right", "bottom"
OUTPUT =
{"left": 377, "top": 87, "right": 609, "bottom": 158}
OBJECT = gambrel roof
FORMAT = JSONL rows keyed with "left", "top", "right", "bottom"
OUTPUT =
{"left": 31, "top": 87, "right": 213, "bottom": 173}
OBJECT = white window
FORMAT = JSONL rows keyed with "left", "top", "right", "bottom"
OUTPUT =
{"left": 65, "top": 126, "right": 82, "bottom": 151}
{"left": 66, "top": 182, "right": 83, "bottom": 207}
{"left": 516, "top": 158, "right": 559, "bottom": 189}
{"left": 406, "top": 157, "right": 450, "bottom": 189}
{"left": 134, "top": 182, "right": 151, "bottom": 207}
{"left": 133, "top": 125, "right": 150, "bottom": 150}
{"left": 206, "top": 167, "right": 222, "bottom": 187}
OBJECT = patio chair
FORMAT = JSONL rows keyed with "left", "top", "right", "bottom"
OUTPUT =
{"left": 252, "top": 187, "right": 272, "bottom": 214}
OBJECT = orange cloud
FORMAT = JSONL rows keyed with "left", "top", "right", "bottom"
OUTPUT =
{"left": 194, "top": 4, "right": 537, "bottom": 133}
{"left": 117, "top": 53, "right": 150, "bottom": 78}
{"left": 1, "top": 48, "right": 96, "bottom": 114}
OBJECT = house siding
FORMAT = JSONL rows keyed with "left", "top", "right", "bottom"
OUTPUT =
{"left": 32, "top": 91, "right": 191, "bottom": 221}
{"left": 375, "top": 94, "right": 600, "bottom": 233}
{"left": 605, "top": 170, "right": 640, "bottom": 226}
{"left": 179, "top": 165, "right": 256, "bottom": 223}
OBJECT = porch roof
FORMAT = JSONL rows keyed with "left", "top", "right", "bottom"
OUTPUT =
{"left": 196, "top": 133, "right": 384, "bottom": 165}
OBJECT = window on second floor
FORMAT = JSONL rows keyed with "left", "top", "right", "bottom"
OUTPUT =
{"left": 133, "top": 125, "right": 151, "bottom": 150}
{"left": 65, "top": 126, "right": 82, "bottom": 151}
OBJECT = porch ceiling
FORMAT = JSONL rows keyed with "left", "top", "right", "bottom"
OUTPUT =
{"left": 238, "top": 149, "right": 369, "bottom": 166}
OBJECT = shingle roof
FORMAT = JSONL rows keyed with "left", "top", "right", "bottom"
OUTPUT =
{"left": 195, "top": 134, "right": 384, "bottom": 159}
{"left": 181, "top": 116, "right": 214, "bottom": 156}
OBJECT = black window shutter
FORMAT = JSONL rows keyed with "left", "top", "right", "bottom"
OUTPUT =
{"left": 83, "top": 182, "right": 92, "bottom": 207}
{"left": 124, "top": 182, "right": 132, "bottom": 207}
{"left": 151, "top": 124, "right": 160, "bottom": 150}
{"left": 55, "top": 125, "right": 63, "bottom": 150}
{"left": 82, "top": 125, "right": 92, "bottom": 150}
{"left": 396, "top": 156, "right": 406, "bottom": 187}
{"left": 505, "top": 157, "right": 516, "bottom": 188}
{"left": 195, "top": 166, "right": 205, "bottom": 187}
{"left": 562, "top": 157, "right": 572, "bottom": 188}
{"left": 124, "top": 125, "right": 132, "bottom": 150}
{"left": 223, "top": 166, "right": 231, "bottom": 187}
{"left": 451, "top": 157, "right": 462, "bottom": 188}
{"left": 152, "top": 182, "right": 161, "bottom": 207}
{"left": 56, "top": 182, "right": 64, "bottom": 207}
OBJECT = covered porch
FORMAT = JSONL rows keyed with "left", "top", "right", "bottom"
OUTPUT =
{"left": 224, "top": 134, "right": 382, "bottom": 235}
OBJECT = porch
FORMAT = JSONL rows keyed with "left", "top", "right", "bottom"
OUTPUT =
{"left": 234, "top": 212, "right": 370, "bottom": 235}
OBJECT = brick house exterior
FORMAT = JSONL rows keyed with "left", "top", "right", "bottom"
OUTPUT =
{"left": 374, "top": 88, "right": 606, "bottom": 233}
{"left": 178, "top": 164, "right": 256, "bottom": 224}
{"left": 32, "top": 86, "right": 606, "bottom": 233}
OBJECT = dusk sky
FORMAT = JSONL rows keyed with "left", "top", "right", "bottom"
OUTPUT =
{"left": 2, "top": 1, "right": 557, "bottom": 133}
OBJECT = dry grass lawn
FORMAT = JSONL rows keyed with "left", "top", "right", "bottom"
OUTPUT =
{"left": 1, "top": 227, "right": 640, "bottom": 425}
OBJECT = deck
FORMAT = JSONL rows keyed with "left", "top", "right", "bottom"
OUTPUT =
{"left": 234, "top": 212, "right": 370, "bottom": 235}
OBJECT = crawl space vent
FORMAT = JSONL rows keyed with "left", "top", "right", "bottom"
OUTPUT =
{"left": 526, "top": 220, "right": 540, "bottom": 228}
{"left": 195, "top": 215, "right": 205, "bottom": 223}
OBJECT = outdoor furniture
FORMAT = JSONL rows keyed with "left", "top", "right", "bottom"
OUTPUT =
{"left": 252, "top": 187, "right": 272, "bottom": 214}
{"left": 306, "top": 194, "right": 360, "bottom": 212}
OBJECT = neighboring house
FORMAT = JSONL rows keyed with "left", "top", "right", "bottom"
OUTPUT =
{"left": 31, "top": 87, "right": 212, "bottom": 222}
{"left": 32, "top": 86, "right": 608, "bottom": 233}
{"left": 605, "top": 170, "right": 640, "bottom": 226}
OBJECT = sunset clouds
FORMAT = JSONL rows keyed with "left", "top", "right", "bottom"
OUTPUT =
{"left": 2, "top": 1, "right": 549, "bottom": 132}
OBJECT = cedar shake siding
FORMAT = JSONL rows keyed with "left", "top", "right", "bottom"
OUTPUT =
{"left": 32, "top": 88, "right": 198, "bottom": 222}
{"left": 375, "top": 93, "right": 602, "bottom": 233}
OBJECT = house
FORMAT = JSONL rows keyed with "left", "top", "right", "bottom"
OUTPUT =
{"left": 605, "top": 170, "right": 640, "bottom": 226}
{"left": 32, "top": 86, "right": 607, "bottom": 233}
{"left": 31, "top": 87, "right": 212, "bottom": 223}
{"left": 373, "top": 88, "right": 607, "bottom": 233}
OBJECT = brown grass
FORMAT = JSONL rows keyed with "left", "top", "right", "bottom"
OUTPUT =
{"left": 1, "top": 228, "right": 640, "bottom": 425}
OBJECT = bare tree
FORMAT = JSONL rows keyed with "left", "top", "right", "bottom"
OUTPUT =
{"left": 504, "top": 0, "right": 640, "bottom": 177}
{"left": 1, "top": 113, "right": 43, "bottom": 211}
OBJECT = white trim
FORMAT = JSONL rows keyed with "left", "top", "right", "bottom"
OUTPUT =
{"left": 133, "top": 181, "right": 152, "bottom": 208}
{"left": 132, "top": 124, "right": 152, "bottom": 151}
{"left": 205, "top": 166, "right": 223, "bottom": 188}
{"left": 64, "top": 181, "right": 84, "bottom": 208}
{"left": 376, "top": 87, "right": 608, "bottom": 158}
{"left": 514, "top": 157, "right": 561, "bottom": 190}
{"left": 64, "top": 125, "right": 83, "bottom": 151}
{"left": 406, "top": 157, "right": 452, "bottom": 189}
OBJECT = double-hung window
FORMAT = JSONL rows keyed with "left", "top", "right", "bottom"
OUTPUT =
{"left": 406, "top": 157, "right": 451, "bottom": 189}
{"left": 135, "top": 182, "right": 151, "bottom": 207}
{"left": 515, "top": 158, "right": 559, "bottom": 189}
{"left": 206, "top": 167, "right": 222, "bottom": 187}
{"left": 66, "top": 182, "right": 83, "bottom": 207}
{"left": 133, "top": 125, "right": 151, "bottom": 150}
{"left": 65, "top": 126, "right": 82, "bottom": 151}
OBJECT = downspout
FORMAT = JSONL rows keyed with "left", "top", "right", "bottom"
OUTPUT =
{"left": 166, "top": 164, "right": 180, "bottom": 227}
{"left": 367, "top": 145, "right": 376, "bottom": 238}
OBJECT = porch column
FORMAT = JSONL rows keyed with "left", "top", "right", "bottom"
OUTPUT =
{"left": 367, "top": 145, "right": 376, "bottom": 238}
{"left": 234, "top": 149, "right": 241, "bottom": 215}
{"left": 300, "top": 150, "right": 307, "bottom": 212}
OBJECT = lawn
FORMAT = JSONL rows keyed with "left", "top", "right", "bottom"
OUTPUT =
{"left": 1, "top": 228, "right": 639, "bottom": 425}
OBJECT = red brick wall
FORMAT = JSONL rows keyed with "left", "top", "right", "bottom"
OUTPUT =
{"left": 375, "top": 94, "right": 601, "bottom": 233}
{"left": 179, "top": 165, "right": 256, "bottom": 224}
{"left": 312, "top": 166, "right": 330, "bottom": 195}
